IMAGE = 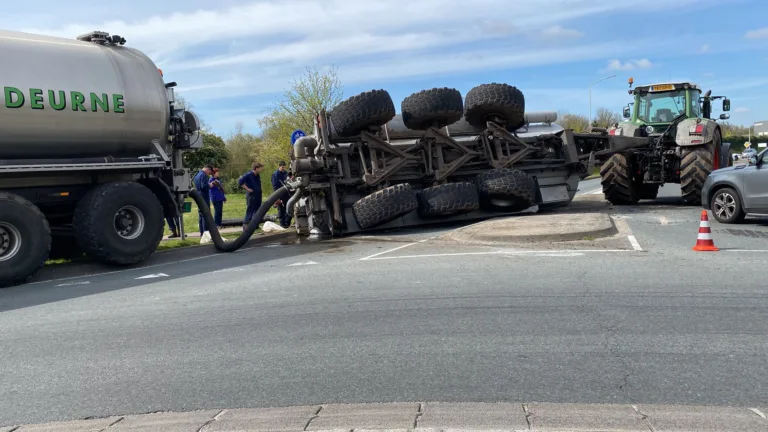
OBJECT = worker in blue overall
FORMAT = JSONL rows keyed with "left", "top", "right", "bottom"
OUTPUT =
{"left": 193, "top": 165, "right": 213, "bottom": 235}
{"left": 238, "top": 162, "right": 264, "bottom": 230}
{"left": 271, "top": 161, "right": 291, "bottom": 228}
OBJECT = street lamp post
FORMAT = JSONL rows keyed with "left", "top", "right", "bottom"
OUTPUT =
{"left": 589, "top": 74, "right": 617, "bottom": 125}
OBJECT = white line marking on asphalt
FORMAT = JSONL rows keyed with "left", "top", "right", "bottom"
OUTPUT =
{"left": 587, "top": 189, "right": 604, "bottom": 195}
{"left": 628, "top": 235, "right": 643, "bottom": 251}
{"left": 359, "top": 237, "right": 434, "bottom": 261}
{"left": 287, "top": 261, "right": 318, "bottom": 267}
{"left": 135, "top": 273, "right": 169, "bottom": 280}
{"left": 723, "top": 249, "right": 768, "bottom": 252}
{"left": 55, "top": 281, "right": 91, "bottom": 287}
{"left": 363, "top": 249, "right": 635, "bottom": 261}
{"left": 749, "top": 408, "right": 767, "bottom": 419}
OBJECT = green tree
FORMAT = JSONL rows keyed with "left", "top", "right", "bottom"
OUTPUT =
{"left": 256, "top": 66, "right": 344, "bottom": 193}
{"left": 223, "top": 122, "right": 263, "bottom": 192}
{"left": 592, "top": 107, "right": 621, "bottom": 129}
{"left": 182, "top": 131, "right": 229, "bottom": 170}
{"left": 557, "top": 111, "right": 590, "bottom": 132}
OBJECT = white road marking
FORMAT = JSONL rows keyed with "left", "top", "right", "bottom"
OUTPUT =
{"left": 55, "top": 281, "right": 91, "bottom": 287}
{"left": 627, "top": 235, "right": 643, "bottom": 251}
{"left": 587, "top": 189, "right": 604, "bottom": 195}
{"left": 359, "top": 237, "right": 434, "bottom": 261}
{"left": 287, "top": 261, "right": 318, "bottom": 267}
{"left": 749, "top": 408, "right": 767, "bottom": 419}
{"left": 135, "top": 273, "right": 169, "bottom": 280}
{"left": 362, "top": 249, "right": 635, "bottom": 261}
{"left": 530, "top": 252, "right": 585, "bottom": 257}
{"left": 723, "top": 249, "right": 768, "bottom": 252}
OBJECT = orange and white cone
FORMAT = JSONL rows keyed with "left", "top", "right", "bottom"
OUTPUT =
{"left": 692, "top": 210, "right": 719, "bottom": 252}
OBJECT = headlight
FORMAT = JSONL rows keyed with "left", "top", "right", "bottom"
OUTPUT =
{"left": 645, "top": 125, "right": 654, "bottom": 134}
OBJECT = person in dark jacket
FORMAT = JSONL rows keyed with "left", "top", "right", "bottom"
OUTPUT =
{"left": 193, "top": 165, "right": 213, "bottom": 235}
{"left": 208, "top": 168, "right": 227, "bottom": 229}
{"left": 238, "top": 162, "right": 264, "bottom": 229}
{"left": 271, "top": 161, "right": 291, "bottom": 228}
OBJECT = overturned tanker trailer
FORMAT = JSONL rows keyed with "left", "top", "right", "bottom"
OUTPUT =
{"left": 284, "top": 84, "right": 593, "bottom": 237}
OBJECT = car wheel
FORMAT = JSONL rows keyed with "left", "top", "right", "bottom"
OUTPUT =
{"left": 710, "top": 187, "right": 746, "bottom": 224}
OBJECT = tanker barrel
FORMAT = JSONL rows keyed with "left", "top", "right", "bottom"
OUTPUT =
{"left": 524, "top": 111, "right": 558, "bottom": 124}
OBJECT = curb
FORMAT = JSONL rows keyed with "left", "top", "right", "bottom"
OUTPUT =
{"left": 5, "top": 402, "right": 766, "bottom": 431}
{"left": 442, "top": 212, "right": 618, "bottom": 244}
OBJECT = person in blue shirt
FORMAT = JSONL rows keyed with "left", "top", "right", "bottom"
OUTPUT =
{"left": 208, "top": 168, "right": 227, "bottom": 229}
{"left": 193, "top": 165, "right": 213, "bottom": 235}
{"left": 238, "top": 162, "right": 264, "bottom": 229}
{"left": 271, "top": 161, "right": 291, "bottom": 228}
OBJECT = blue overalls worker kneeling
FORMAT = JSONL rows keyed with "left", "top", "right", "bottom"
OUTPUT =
{"left": 271, "top": 161, "right": 291, "bottom": 228}
{"left": 193, "top": 165, "right": 213, "bottom": 235}
{"left": 238, "top": 162, "right": 264, "bottom": 230}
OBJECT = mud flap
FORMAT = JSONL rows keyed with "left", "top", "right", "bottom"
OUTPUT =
{"left": 532, "top": 176, "right": 544, "bottom": 205}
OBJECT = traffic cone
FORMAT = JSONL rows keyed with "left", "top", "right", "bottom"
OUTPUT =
{"left": 692, "top": 210, "right": 719, "bottom": 251}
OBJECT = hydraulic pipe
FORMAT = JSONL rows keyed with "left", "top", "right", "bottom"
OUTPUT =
{"left": 188, "top": 186, "right": 290, "bottom": 252}
{"left": 285, "top": 188, "right": 303, "bottom": 218}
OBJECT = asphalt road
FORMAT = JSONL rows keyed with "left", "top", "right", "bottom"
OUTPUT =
{"left": 2, "top": 183, "right": 768, "bottom": 426}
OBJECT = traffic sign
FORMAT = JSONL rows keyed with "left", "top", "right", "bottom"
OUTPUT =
{"left": 290, "top": 129, "right": 306, "bottom": 145}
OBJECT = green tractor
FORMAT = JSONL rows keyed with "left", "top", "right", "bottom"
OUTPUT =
{"left": 596, "top": 78, "right": 732, "bottom": 205}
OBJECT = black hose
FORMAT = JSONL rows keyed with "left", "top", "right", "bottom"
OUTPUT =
{"left": 188, "top": 186, "right": 289, "bottom": 252}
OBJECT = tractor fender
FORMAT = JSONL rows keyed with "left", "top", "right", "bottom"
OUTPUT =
{"left": 675, "top": 118, "right": 719, "bottom": 147}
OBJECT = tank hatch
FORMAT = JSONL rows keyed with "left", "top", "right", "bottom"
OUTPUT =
{"left": 76, "top": 31, "right": 126, "bottom": 45}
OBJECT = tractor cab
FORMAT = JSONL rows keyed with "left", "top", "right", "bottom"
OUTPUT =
{"left": 614, "top": 78, "right": 730, "bottom": 137}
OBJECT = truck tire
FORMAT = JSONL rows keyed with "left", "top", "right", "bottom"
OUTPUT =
{"left": 680, "top": 141, "right": 715, "bottom": 206}
{"left": 0, "top": 193, "right": 51, "bottom": 288}
{"left": 353, "top": 183, "right": 418, "bottom": 229}
{"left": 330, "top": 89, "right": 396, "bottom": 137}
{"left": 600, "top": 153, "right": 638, "bottom": 205}
{"left": 73, "top": 182, "right": 164, "bottom": 265}
{"left": 475, "top": 168, "right": 536, "bottom": 212}
{"left": 417, "top": 182, "right": 479, "bottom": 218}
{"left": 637, "top": 184, "right": 659, "bottom": 200}
{"left": 401, "top": 87, "right": 464, "bottom": 130}
{"left": 464, "top": 83, "right": 525, "bottom": 130}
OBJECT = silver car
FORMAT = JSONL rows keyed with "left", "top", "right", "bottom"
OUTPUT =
{"left": 702, "top": 148, "right": 768, "bottom": 223}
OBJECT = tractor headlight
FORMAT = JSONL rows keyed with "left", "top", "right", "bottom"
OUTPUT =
{"left": 645, "top": 125, "right": 654, "bottom": 134}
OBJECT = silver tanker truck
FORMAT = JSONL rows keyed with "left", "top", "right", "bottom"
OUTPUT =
{"left": 0, "top": 29, "right": 201, "bottom": 287}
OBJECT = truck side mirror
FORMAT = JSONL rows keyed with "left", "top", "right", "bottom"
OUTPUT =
{"left": 719, "top": 113, "right": 730, "bottom": 120}
{"left": 723, "top": 99, "right": 730, "bottom": 112}
{"left": 623, "top": 106, "right": 631, "bottom": 119}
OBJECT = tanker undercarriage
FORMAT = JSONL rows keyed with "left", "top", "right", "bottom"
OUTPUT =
{"left": 286, "top": 85, "right": 590, "bottom": 238}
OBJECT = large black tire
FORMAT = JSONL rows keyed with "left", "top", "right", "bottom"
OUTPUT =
{"left": 464, "top": 83, "right": 525, "bottom": 130}
{"left": 600, "top": 153, "right": 638, "bottom": 205}
{"left": 637, "top": 184, "right": 659, "bottom": 200}
{"left": 475, "top": 168, "right": 536, "bottom": 212}
{"left": 353, "top": 183, "right": 418, "bottom": 229}
{"left": 73, "top": 182, "right": 165, "bottom": 265}
{"left": 680, "top": 141, "right": 715, "bottom": 206}
{"left": 417, "top": 182, "right": 479, "bottom": 218}
{"left": 330, "top": 89, "right": 396, "bottom": 137}
{"left": 401, "top": 87, "right": 464, "bottom": 130}
{"left": 0, "top": 193, "right": 51, "bottom": 288}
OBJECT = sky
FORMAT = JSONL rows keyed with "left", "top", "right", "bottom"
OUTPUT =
{"left": 7, "top": 0, "right": 768, "bottom": 137}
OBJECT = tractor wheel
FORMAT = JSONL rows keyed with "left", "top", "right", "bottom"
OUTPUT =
{"left": 401, "top": 87, "right": 464, "bottom": 130}
{"left": 329, "top": 90, "right": 396, "bottom": 137}
{"left": 599, "top": 153, "right": 638, "bottom": 205}
{"left": 680, "top": 139, "right": 716, "bottom": 206}
{"left": 463, "top": 83, "right": 525, "bottom": 130}
{"left": 0, "top": 193, "right": 51, "bottom": 288}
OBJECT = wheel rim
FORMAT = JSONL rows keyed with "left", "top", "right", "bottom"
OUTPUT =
{"left": 713, "top": 192, "right": 736, "bottom": 219}
{"left": 0, "top": 222, "right": 22, "bottom": 262}
{"left": 114, "top": 205, "right": 145, "bottom": 240}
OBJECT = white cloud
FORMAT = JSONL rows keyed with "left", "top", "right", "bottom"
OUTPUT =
{"left": 745, "top": 27, "right": 768, "bottom": 39}
{"left": 605, "top": 58, "right": 653, "bottom": 71}
{"left": 700, "top": 44, "right": 710, "bottom": 53}
{"left": 734, "top": 107, "right": 750, "bottom": 113}
{"left": 536, "top": 25, "right": 584, "bottom": 40}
